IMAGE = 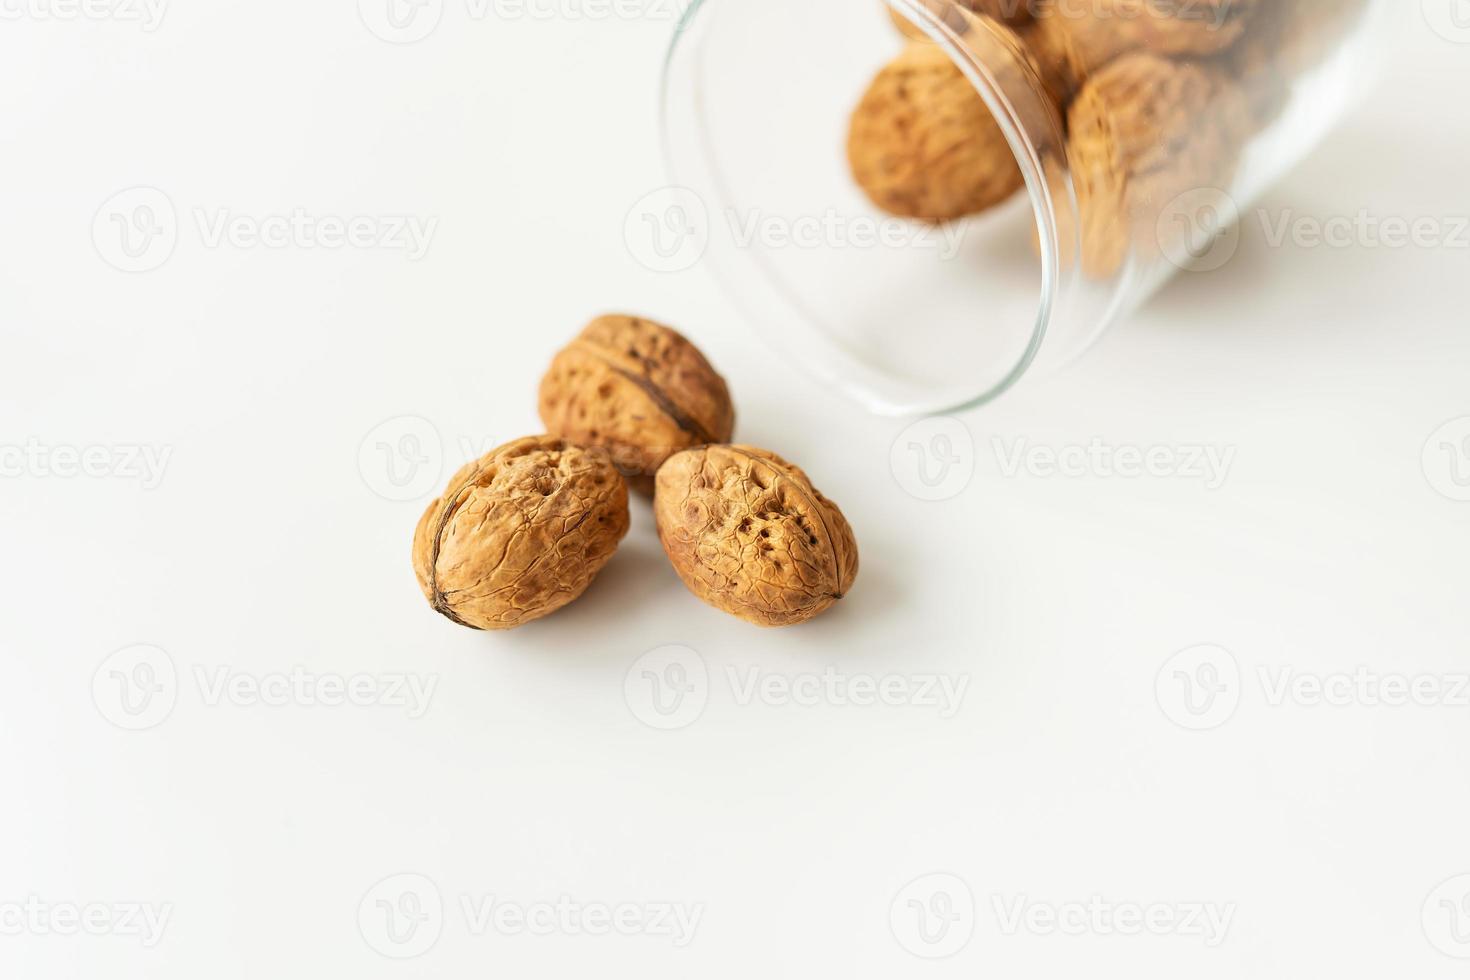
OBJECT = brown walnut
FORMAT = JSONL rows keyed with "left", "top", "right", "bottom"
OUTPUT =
{"left": 412, "top": 436, "right": 629, "bottom": 630}
{"left": 1028, "top": 0, "right": 1259, "bottom": 75}
{"left": 1066, "top": 52, "right": 1248, "bottom": 279}
{"left": 847, "top": 42, "right": 1025, "bottom": 223}
{"left": 539, "top": 315, "right": 735, "bottom": 479}
{"left": 654, "top": 445, "right": 859, "bottom": 628}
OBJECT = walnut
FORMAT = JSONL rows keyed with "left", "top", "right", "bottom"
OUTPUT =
{"left": 1066, "top": 52, "right": 1248, "bottom": 279}
{"left": 847, "top": 42, "right": 1025, "bottom": 223}
{"left": 538, "top": 315, "right": 735, "bottom": 481}
{"left": 654, "top": 445, "right": 859, "bottom": 628}
{"left": 1029, "top": 0, "right": 1259, "bottom": 75}
{"left": 412, "top": 436, "right": 629, "bottom": 630}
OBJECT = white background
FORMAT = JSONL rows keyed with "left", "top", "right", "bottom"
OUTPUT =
{"left": 3, "top": 1, "right": 1469, "bottom": 976}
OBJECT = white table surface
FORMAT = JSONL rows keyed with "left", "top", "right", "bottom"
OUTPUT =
{"left": 3, "top": 3, "right": 1469, "bottom": 977}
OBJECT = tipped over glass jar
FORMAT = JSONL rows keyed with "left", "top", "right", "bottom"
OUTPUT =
{"left": 660, "top": 0, "right": 1389, "bottom": 414}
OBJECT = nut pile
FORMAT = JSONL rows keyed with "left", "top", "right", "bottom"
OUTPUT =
{"left": 412, "top": 315, "right": 858, "bottom": 631}
{"left": 849, "top": 0, "right": 1369, "bottom": 278}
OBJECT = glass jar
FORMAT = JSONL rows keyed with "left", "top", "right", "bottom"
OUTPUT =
{"left": 660, "top": 0, "right": 1389, "bottom": 415}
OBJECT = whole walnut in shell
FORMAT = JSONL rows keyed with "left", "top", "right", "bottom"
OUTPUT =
{"left": 847, "top": 42, "right": 1025, "bottom": 223}
{"left": 1029, "top": 0, "right": 1259, "bottom": 75}
{"left": 655, "top": 445, "right": 858, "bottom": 628}
{"left": 412, "top": 436, "right": 629, "bottom": 630}
{"left": 1066, "top": 52, "right": 1249, "bottom": 279}
{"left": 539, "top": 315, "right": 735, "bottom": 480}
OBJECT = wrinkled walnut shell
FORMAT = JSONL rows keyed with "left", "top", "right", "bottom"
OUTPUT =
{"left": 539, "top": 315, "right": 735, "bottom": 479}
{"left": 412, "top": 436, "right": 629, "bottom": 630}
{"left": 655, "top": 445, "right": 859, "bottom": 628}
{"left": 1030, "top": 0, "right": 1259, "bottom": 74}
{"left": 1066, "top": 52, "right": 1249, "bottom": 279}
{"left": 848, "top": 42, "right": 1026, "bottom": 223}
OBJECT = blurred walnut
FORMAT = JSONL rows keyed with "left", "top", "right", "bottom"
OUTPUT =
{"left": 412, "top": 436, "right": 629, "bottom": 630}
{"left": 655, "top": 445, "right": 858, "bottom": 628}
{"left": 1066, "top": 52, "right": 1248, "bottom": 279}
{"left": 847, "top": 42, "right": 1026, "bottom": 222}
{"left": 539, "top": 315, "right": 735, "bottom": 480}
{"left": 1028, "top": 0, "right": 1259, "bottom": 76}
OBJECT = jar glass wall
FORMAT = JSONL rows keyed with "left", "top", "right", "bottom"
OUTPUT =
{"left": 660, "top": 0, "right": 1387, "bottom": 415}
